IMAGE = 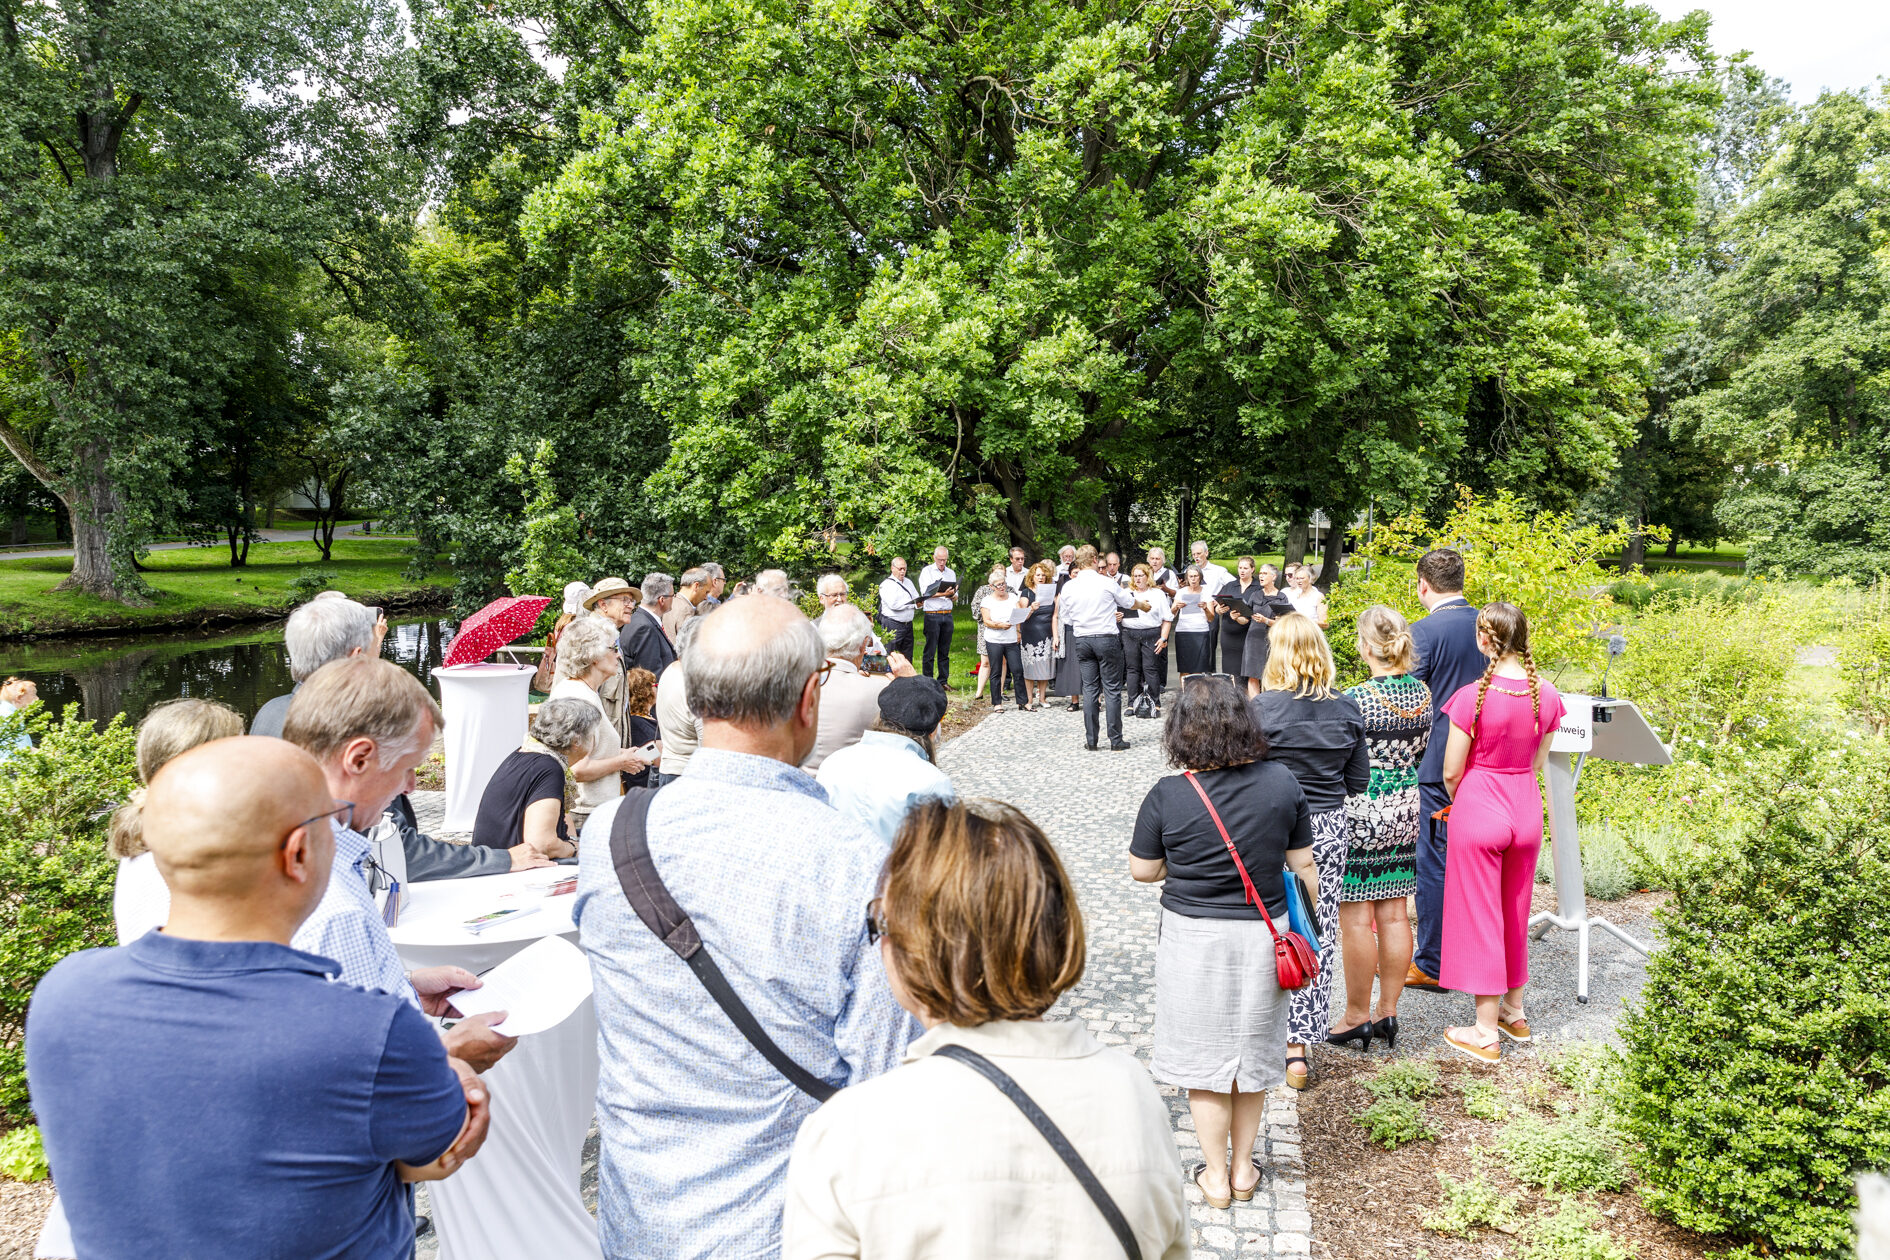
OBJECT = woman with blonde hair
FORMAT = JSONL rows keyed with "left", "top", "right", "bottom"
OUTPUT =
{"left": 111, "top": 699, "right": 247, "bottom": 941}
{"left": 1437, "top": 602, "right": 1565, "bottom": 1062}
{"left": 1327, "top": 606, "right": 1431, "bottom": 1054}
{"left": 1249, "top": 612, "right": 1367, "bottom": 1088}
{"left": 785, "top": 799, "right": 1187, "bottom": 1259}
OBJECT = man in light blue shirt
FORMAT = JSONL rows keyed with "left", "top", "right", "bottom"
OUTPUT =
{"left": 576, "top": 595, "right": 917, "bottom": 1260}
{"left": 816, "top": 675, "right": 955, "bottom": 844}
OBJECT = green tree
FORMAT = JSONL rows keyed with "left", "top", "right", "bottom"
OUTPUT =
{"left": 0, "top": 0, "right": 420, "bottom": 600}
{"left": 1678, "top": 90, "right": 1890, "bottom": 580}
{"left": 514, "top": 0, "right": 1715, "bottom": 568}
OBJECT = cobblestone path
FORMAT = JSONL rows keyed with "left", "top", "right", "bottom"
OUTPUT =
{"left": 939, "top": 702, "right": 1308, "bottom": 1259}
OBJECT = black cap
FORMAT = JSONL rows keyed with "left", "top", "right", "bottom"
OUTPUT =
{"left": 878, "top": 675, "right": 949, "bottom": 734}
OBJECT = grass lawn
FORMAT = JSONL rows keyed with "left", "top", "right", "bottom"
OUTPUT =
{"left": 0, "top": 538, "right": 449, "bottom": 636}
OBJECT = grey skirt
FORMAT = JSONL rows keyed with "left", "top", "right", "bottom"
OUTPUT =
{"left": 1152, "top": 908, "right": 1290, "bottom": 1093}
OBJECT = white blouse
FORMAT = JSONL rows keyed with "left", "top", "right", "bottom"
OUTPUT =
{"left": 980, "top": 594, "right": 1024, "bottom": 645}
{"left": 784, "top": 1019, "right": 1188, "bottom": 1260}
{"left": 1120, "top": 588, "right": 1171, "bottom": 630}
{"left": 113, "top": 851, "right": 171, "bottom": 943}
{"left": 1172, "top": 588, "right": 1211, "bottom": 632}
{"left": 1287, "top": 586, "right": 1328, "bottom": 624}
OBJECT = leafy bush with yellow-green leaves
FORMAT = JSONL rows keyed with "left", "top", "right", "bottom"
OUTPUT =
{"left": 0, "top": 706, "right": 138, "bottom": 1127}
{"left": 1326, "top": 488, "right": 1640, "bottom": 681}
{"left": 1617, "top": 738, "right": 1890, "bottom": 1260}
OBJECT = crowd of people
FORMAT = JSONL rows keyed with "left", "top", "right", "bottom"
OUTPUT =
{"left": 19, "top": 540, "right": 1566, "bottom": 1260}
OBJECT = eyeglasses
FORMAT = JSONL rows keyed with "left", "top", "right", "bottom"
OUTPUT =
{"left": 295, "top": 801, "right": 356, "bottom": 837}
{"left": 865, "top": 897, "right": 889, "bottom": 944}
{"left": 814, "top": 661, "right": 836, "bottom": 687}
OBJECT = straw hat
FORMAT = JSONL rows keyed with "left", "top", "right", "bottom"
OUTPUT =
{"left": 584, "top": 577, "right": 634, "bottom": 610}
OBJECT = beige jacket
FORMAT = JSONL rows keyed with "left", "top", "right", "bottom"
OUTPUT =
{"left": 661, "top": 591, "right": 699, "bottom": 641}
{"left": 547, "top": 678, "right": 623, "bottom": 812}
{"left": 654, "top": 659, "right": 698, "bottom": 777}
{"left": 803, "top": 657, "right": 888, "bottom": 772}
{"left": 784, "top": 1020, "right": 1189, "bottom": 1260}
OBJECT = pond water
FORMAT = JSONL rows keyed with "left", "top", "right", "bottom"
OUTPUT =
{"left": 0, "top": 617, "right": 464, "bottom": 729}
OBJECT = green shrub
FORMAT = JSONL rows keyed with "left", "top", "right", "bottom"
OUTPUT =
{"left": 1328, "top": 488, "right": 1639, "bottom": 681}
{"left": 0, "top": 706, "right": 137, "bottom": 1125}
{"left": 1358, "top": 1097, "right": 1436, "bottom": 1149}
{"left": 0, "top": 1125, "right": 48, "bottom": 1182}
{"left": 1616, "top": 739, "right": 1890, "bottom": 1260}
{"left": 1834, "top": 584, "right": 1890, "bottom": 735}
{"left": 1535, "top": 823, "right": 1663, "bottom": 900}
{"left": 1545, "top": 1041, "right": 1619, "bottom": 1100}
{"left": 1609, "top": 594, "right": 1818, "bottom": 755}
{"left": 1423, "top": 1150, "right": 1522, "bottom": 1238}
{"left": 1523, "top": 1196, "right": 1636, "bottom": 1260}
{"left": 1459, "top": 1079, "right": 1510, "bottom": 1121}
{"left": 286, "top": 567, "right": 340, "bottom": 601}
{"left": 1498, "top": 1109, "right": 1627, "bottom": 1193}
{"left": 1363, "top": 1059, "right": 1442, "bottom": 1101}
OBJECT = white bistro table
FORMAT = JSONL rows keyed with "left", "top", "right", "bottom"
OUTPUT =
{"left": 390, "top": 870, "right": 603, "bottom": 1260}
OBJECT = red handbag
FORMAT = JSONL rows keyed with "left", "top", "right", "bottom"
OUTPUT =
{"left": 1185, "top": 771, "right": 1319, "bottom": 991}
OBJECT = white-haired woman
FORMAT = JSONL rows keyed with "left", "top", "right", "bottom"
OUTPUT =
{"left": 472, "top": 697, "right": 598, "bottom": 857}
{"left": 547, "top": 615, "right": 653, "bottom": 837}
{"left": 979, "top": 567, "right": 1028, "bottom": 709}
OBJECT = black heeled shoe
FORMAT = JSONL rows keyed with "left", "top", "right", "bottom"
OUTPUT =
{"left": 1325, "top": 1021, "right": 1374, "bottom": 1050}
{"left": 1372, "top": 1015, "right": 1400, "bottom": 1050}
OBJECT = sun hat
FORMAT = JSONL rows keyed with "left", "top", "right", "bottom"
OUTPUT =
{"left": 584, "top": 577, "right": 633, "bottom": 610}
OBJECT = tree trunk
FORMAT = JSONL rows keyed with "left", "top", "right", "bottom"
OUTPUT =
{"left": 54, "top": 505, "right": 69, "bottom": 541}
{"left": 8, "top": 517, "right": 26, "bottom": 545}
{"left": 1283, "top": 520, "right": 1308, "bottom": 568}
{"left": 1664, "top": 536, "right": 1679, "bottom": 558}
{"left": 1315, "top": 514, "right": 1344, "bottom": 588}
{"left": 1175, "top": 485, "right": 1193, "bottom": 567}
{"left": 50, "top": 444, "right": 139, "bottom": 599}
{"left": 1621, "top": 520, "right": 1647, "bottom": 573}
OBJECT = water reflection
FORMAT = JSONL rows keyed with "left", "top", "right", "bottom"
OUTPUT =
{"left": 0, "top": 618, "right": 460, "bottom": 729}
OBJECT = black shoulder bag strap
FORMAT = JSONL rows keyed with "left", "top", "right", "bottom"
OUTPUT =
{"left": 933, "top": 1044, "right": 1143, "bottom": 1260}
{"left": 609, "top": 789, "right": 837, "bottom": 1102}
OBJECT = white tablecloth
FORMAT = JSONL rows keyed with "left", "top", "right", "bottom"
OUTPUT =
{"left": 434, "top": 664, "right": 535, "bottom": 833}
{"left": 392, "top": 871, "right": 603, "bottom": 1260}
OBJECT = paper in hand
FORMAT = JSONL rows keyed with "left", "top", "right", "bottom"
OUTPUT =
{"left": 1008, "top": 603, "right": 1031, "bottom": 625}
{"left": 446, "top": 935, "right": 594, "bottom": 1036}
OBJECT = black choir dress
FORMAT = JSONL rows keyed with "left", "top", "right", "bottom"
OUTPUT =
{"left": 1216, "top": 578, "right": 1262, "bottom": 682}
{"left": 1240, "top": 587, "right": 1296, "bottom": 682}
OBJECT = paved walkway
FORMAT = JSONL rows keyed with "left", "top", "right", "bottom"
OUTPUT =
{"left": 411, "top": 693, "right": 1656, "bottom": 1259}
{"left": 0, "top": 521, "right": 379, "bottom": 562}
{"left": 938, "top": 702, "right": 1306, "bottom": 1258}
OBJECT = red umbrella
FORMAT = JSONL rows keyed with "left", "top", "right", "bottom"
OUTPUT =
{"left": 443, "top": 595, "right": 555, "bottom": 667}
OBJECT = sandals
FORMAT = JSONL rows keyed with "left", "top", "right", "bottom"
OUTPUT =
{"left": 1232, "top": 1160, "right": 1260, "bottom": 1202}
{"left": 1285, "top": 1055, "right": 1309, "bottom": 1090}
{"left": 1192, "top": 1164, "right": 1231, "bottom": 1211}
{"left": 1443, "top": 1027, "right": 1501, "bottom": 1063}
{"left": 1497, "top": 1003, "right": 1532, "bottom": 1042}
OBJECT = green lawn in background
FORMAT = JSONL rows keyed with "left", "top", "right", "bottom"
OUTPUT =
{"left": 0, "top": 538, "right": 448, "bottom": 635}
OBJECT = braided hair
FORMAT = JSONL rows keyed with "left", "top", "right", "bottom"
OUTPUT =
{"left": 1470, "top": 602, "right": 1540, "bottom": 737}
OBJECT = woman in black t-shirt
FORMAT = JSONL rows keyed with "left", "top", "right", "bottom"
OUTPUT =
{"left": 471, "top": 697, "right": 597, "bottom": 856}
{"left": 1249, "top": 612, "right": 1369, "bottom": 1088}
{"left": 1130, "top": 676, "right": 1318, "bottom": 1211}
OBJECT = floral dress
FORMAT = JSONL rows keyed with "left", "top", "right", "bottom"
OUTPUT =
{"left": 1340, "top": 673, "right": 1431, "bottom": 902}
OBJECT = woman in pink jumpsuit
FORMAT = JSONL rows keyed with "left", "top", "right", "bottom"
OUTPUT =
{"left": 1437, "top": 603, "right": 1565, "bottom": 1062}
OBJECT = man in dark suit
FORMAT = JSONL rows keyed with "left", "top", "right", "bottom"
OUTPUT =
{"left": 621, "top": 572, "right": 680, "bottom": 680}
{"left": 1407, "top": 548, "right": 1481, "bottom": 990}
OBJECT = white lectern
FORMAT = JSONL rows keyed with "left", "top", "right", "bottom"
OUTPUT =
{"left": 433, "top": 663, "right": 535, "bottom": 833}
{"left": 1529, "top": 693, "right": 1671, "bottom": 1002}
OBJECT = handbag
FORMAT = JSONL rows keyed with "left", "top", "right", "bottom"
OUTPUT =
{"left": 934, "top": 1045, "right": 1142, "bottom": 1260}
{"left": 1184, "top": 771, "right": 1319, "bottom": 991}
{"left": 1284, "top": 862, "right": 1321, "bottom": 948}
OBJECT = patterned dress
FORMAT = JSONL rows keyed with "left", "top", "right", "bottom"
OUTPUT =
{"left": 1341, "top": 673, "right": 1431, "bottom": 902}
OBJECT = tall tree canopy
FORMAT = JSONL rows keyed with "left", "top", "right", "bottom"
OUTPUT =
{"left": 514, "top": 0, "right": 1716, "bottom": 568}
{"left": 1677, "top": 89, "right": 1890, "bottom": 580}
{"left": 0, "top": 0, "right": 417, "bottom": 599}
